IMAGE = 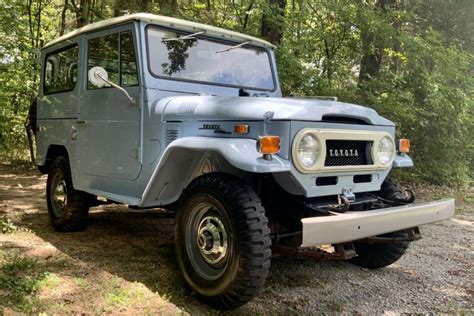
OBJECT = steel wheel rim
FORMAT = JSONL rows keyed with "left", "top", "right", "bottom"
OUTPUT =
{"left": 50, "top": 172, "right": 67, "bottom": 218}
{"left": 185, "top": 201, "right": 231, "bottom": 281}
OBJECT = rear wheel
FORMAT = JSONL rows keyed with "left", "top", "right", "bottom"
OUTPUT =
{"left": 46, "top": 156, "right": 90, "bottom": 232}
{"left": 175, "top": 174, "right": 271, "bottom": 309}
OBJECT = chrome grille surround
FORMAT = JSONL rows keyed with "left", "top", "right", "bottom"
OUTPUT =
{"left": 292, "top": 128, "right": 395, "bottom": 174}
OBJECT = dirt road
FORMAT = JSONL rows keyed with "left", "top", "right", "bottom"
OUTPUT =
{"left": 0, "top": 164, "right": 472, "bottom": 314}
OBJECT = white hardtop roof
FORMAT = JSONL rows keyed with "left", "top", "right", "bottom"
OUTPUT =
{"left": 43, "top": 13, "right": 275, "bottom": 49}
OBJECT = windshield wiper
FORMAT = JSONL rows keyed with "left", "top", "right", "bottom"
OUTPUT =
{"left": 215, "top": 41, "right": 251, "bottom": 54}
{"left": 162, "top": 31, "right": 205, "bottom": 42}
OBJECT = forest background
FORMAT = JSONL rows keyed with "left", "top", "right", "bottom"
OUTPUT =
{"left": 0, "top": 0, "right": 472, "bottom": 186}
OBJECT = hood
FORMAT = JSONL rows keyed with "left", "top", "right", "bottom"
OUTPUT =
{"left": 155, "top": 96, "right": 394, "bottom": 126}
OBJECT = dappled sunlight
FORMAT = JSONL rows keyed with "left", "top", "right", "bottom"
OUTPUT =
{"left": 451, "top": 218, "right": 473, "bottom": 227}
{"left": 1, "top": 225, "right": 186, "bottom": 314}
{"left": 1, "top": 164, "right": 472, "bottom": 313}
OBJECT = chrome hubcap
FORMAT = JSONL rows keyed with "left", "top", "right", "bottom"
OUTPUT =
{"left": 196, "top": 216, "right": 228, "bottom": 265}
{"left": 52, "top": 178, "right": 67, "bottom": 216}
{"left": 185, "top": 201, "right": 232, "bottom": 280}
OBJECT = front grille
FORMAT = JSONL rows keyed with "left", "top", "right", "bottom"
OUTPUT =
{"left": 325, "top": 140, "right": 371, "bottom": 166}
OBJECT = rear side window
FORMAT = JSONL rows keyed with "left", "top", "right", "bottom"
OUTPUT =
{"left": 43, "top": 45, "right": 79, "bottom": 94}
{"left": 87, "top": 30, "right": 138, "bottom": 89}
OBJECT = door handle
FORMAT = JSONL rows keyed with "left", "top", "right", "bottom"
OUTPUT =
{"left": 76, "top": 120, "right": 87, "bottom": 125}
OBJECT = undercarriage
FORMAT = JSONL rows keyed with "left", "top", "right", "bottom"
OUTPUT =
{"left": 257, "top": 175, "right": 452, "bottom": 262}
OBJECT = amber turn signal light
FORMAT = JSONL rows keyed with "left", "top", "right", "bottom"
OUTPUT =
{"left": 258, "top": 136, "right": 281, "bottom": 154}
{"left": 234, "top": 124, "right": 249, "bottom": 134}
{"left": 399, "top": 138, "right": 410, "bottom": 153}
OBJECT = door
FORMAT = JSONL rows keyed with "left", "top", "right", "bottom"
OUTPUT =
{"left": 77, "top": 26, "right": 142, "bottom": 181}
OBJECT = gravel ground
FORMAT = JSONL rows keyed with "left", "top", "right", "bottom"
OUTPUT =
{"left": 0, "top": 163, "right": 473, "bottom": 314}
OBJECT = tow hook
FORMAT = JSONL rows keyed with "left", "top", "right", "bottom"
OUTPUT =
{"left": 328, "top": 195, "right": 350, "bottom": 213}
{"left": 342, "top": 187, "right": 355, "bottom": 202}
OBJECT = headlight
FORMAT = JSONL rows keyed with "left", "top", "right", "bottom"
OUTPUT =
{"left": 377, "top": 136, "right": 395, "bottom": 165}
{"left": 297, "top": 133, "right": 320, "bottom": 168}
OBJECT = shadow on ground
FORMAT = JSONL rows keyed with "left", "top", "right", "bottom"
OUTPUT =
{"left": 16, "top": 207, "right": 351, "bottom": 314}
{"left": 2, "top": 165, "right": 472, "bottom": 314}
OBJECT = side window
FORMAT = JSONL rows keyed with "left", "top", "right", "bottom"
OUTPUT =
{"left": 88, "top": 34, "right": 119, "bottom": 89}
{"left": 120, "top": 31, "right": 139, "bottom": 86}
{"left": 43, "top": 45, "right": 78, "bottom": 94}
{"left": 88, "top": 30, "right": 138, "bottom": 89}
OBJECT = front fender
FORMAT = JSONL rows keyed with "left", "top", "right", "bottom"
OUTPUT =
{"left": 139, "top": 137, "right": 291, "bottom": 207}
{"left": 167, "top": 137, "right": 291, "bottom": 173}
{"left": 393, "top": 154, "right": 413, "bottom": 168}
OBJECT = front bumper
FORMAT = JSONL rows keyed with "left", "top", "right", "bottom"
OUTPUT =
{"left": 301, "top": 198, "right": 455, "bottom": 247}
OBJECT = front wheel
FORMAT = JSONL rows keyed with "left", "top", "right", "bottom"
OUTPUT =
{"left": 175, "top": 174, "right": 271, "bottom": 309}
{"left": 350, "top": 230, "right": 411, "bottom": 269}
{"left": 349, "top": 177, "right": 414, "bottom": 269}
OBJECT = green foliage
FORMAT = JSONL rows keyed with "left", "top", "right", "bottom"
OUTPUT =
{"left": 365, "top": 33, "right": 474, "bottom": 185}
{"left": 1, "top": 217, "right": 21, "bottom": 234}
{"left": 0, "top": 251, "right": 46, "bottom": 312}
{"left": 0, "top": 1, "right": 37, "bottom": 161}
{"left": 0, "top": 0, "right": 472, "bottom": 186}
{"left": 277, "top": 0, "right": 473, "bottom": 186}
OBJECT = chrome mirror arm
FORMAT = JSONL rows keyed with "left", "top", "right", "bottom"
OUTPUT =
{"left": 95, "top": 72, "right": 136, "bottom": 105}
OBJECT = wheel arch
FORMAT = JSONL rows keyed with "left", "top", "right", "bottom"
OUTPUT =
{"left": 38, "top": 144, "right": 70, "bottom": 174}
{"left": 139, "top": 137, "right": 291, "bottom": 208}
{"left": 141, "top": 148, "right": 245, "bottom": 208}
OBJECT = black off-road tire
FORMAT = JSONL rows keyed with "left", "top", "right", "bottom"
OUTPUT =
{"left": 46, "top": 156, "right": 90, "bottom": 232}
{"left": 350, "top": 230, "right": 411, "bottom": 269}
{"left": 350, "top": 177, "right": 414, "bottom": 269}
{"left": 379, "top": 177, "right": 415, "bottom": 203}
{"left": 175, "top": 173, "right": 271, "bottom": 309}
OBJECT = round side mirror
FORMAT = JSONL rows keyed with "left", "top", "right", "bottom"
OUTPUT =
{"left": 88, "top": 66, "right": 109, "bottom": 88}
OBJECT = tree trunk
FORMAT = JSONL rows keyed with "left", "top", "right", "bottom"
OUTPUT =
{"left": 358, "top": 0, "right": 395, "bottom": 85}
{"left": 358, "top": 32, "right": 382, "bottom": 83}
{"left": 158, "top": 0, "right": 178, "bottom": 16}
{"left": 139, "top": 0, "right": 149, "bottom": 12}
{"left": 78, "top": 0, "right": 90, "bottom": 27}
{"left": 59, "top": 0, "right": 68, "bottom": 35}
{"left": 113, "top": 0, "right": 129, "bottom": 17}
{"left": 243, "top": 1, "right": 254, "bottom": 30}
{"left": 71, "top": 0, "right": 91, "bottom": 28}
{"left": 261, "top": 0, "right": 286, "bottom": 45}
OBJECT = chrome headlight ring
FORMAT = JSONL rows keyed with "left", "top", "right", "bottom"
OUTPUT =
{"left": 292, "top": 131, "right": 321, "bottom": 172}
{"left": 376, "top": 135, "right": 396, "bottom": 165}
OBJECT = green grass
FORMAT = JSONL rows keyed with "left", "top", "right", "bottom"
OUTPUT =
{"left": 37, "top": 272, "right": 61, "bottom": 289}
{"left": 101, "top": 276, "right": 133, "bottom": 311}
{"left": 1, "top": 217, "right": 19, "bottom": 234}
{"left": 0, "top": 250, "right": 46, "bottom": 313}
{"left": 73, "top": 276, "right": 91, "bottom": 289}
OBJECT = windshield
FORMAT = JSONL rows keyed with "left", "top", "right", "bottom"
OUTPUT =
{"left": 146, "top": 27, "right": 275, "bottom": 91}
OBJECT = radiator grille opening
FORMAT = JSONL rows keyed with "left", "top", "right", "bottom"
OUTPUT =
{"left": 325, "top": 140, "right": 372, "bottom": 166}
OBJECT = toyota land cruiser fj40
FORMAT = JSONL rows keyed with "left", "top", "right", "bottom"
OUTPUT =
{"left": 35, "top": 13, "right": 454, "bottom": 309}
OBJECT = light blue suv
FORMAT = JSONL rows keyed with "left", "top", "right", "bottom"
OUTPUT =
{"left": 35, "top": 13, "right": 454, "bottom": 309}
